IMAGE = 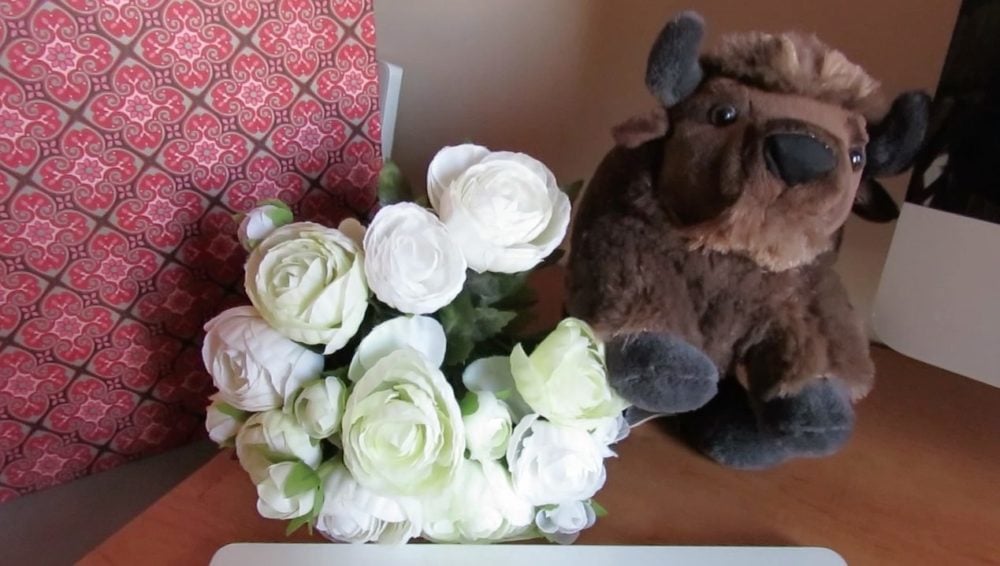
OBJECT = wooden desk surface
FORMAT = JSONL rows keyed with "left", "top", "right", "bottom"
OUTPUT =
{"left": 80, "top": 346, "right": 1000, "bottom": 566}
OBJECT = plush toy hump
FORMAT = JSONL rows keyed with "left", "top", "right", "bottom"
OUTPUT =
{"left": 703, "top": 32, "right": 885, "bottom": 119}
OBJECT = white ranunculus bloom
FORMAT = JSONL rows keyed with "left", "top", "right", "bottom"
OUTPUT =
{"left": 535, "top": 500, "right": 598, "bottom": 544}
{"left": 238, "top": 202, "right": 293, "bottom": 251}
{"left": 426, "top": 144, "right": 570, "bottom": 273}
{"left": 235, "top": 411, "right": 322, "bottom": 483}
{"left": 347, "top": 316, "right": 447, "bottom": 382}
{"left": 507, "top": 415, "right": 607, "bottom": 506}
{"left": 292, "top": 376, "right": 347, "bottom": 439}
{"left": 461, "top": 391, "right": 513, "bottom": 462}
{"left": 363, "top": 203, "right": 467, "bottom": 314}
{"left": 205, "top": 394, "right": 246, "bottom": 445}
{"left": 462, "top": 356, "right": 531, "bottom": 419}
{"left": 245, "top": 222, "right": 368, "bottom": 354}
{"left": 316, "top": 457, "right": 422, "bottom": 544}
{"left": 589, "top": 413, "right": 630, "bottom": 458}
{"left": 511, "top": 318, "right": 628, "bottom": 429}
{"left": 421, "top": 459, "right": 535, "bottom": 543}
{"left": 342, "top": 348, "right": 465, "bottom": 497}
{"left": 256, "top": 461, "right": 317, "bottom": 520}
{"left": 202, "top": 306, "right": 323, "bottom": 412}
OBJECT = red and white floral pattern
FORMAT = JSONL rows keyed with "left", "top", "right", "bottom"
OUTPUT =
{"left": 0, "top": 0, "right": 380, "bottom": 500}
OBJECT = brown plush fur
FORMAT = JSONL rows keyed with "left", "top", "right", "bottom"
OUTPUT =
{"left": 704, "top": 32, "right": 886, "bottom": 119}
{"left": 569, "top": 31, "right": 881, "bottom": 401}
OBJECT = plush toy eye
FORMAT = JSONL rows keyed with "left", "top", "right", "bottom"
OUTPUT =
{"left": 849, "top": 148, "right": 865, "bottom": 170}
{"left": 708, "top": 104, "right": 739, "bottom": 126}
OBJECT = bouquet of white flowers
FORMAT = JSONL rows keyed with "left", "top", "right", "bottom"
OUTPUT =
{"left": 202, "top": 144, "right": 629, "bottom": 544}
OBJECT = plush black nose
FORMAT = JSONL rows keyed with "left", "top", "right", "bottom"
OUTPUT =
{"left": 764, "top": 133, "right": 836, "bottom": 186}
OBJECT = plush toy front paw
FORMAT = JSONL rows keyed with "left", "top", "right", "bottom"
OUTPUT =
{"left": 606, "top": 332, "right": 719, "bottom": 415}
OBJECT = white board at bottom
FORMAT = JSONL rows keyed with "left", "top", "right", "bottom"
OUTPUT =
{"left": 211, "top": 543, "right": 846, "bottom": 566}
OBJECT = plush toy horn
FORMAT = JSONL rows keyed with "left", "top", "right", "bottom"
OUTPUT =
{"left": 852, "top": 91, "right": 931, "bottom": 222}
{"left": 646, "top": 11, "right": 706, "bottom": 107}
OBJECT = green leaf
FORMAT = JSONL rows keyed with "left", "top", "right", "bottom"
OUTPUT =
{"left": 264, "top": 206, "right": 294, "bottom": 226}
{"left": 560, "top": 179, "right": 585, "bottom": 204}
{"left": 377, "top": 161, "right": 413, "bottom": 205}
{"left": 591, "top": 500, "right": 608, "bottom": 518}
{"left": 213, "top": 401, "right": 246, "bottom": 421}
{"left": 464, "top": 271, "right": 531, "bottom": 307}
{"left": 439, "top": 292, "right": 477, "bottom": 366}
{"left": 439, "top": 291, "right": 475, "bottom": 333}
{"left": 444, "top": 333, "right": 476, "bottom": 367}
{"left": 285, "top": 515, "right": 311, "bottom": 536}
{"left": 257, "top": 199, "right": 292, "bottom": 211}
{"left": 459, "top": 392, "right": 480, "bottom": 416}
{"left": 282, "top": 463, "right": 320, "bottom": 498}
{"left": 470, "top": 307, "right": 517, "bottom": 341}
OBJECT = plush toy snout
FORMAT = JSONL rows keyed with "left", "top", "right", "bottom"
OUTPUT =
{"left": 764, "top": 132, "right": 837, "bottom": 187}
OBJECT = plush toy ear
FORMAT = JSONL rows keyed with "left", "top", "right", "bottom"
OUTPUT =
{"left": 852, "top": 178, "right": 900, "bottom": 222}
{"left": 612, "top": 107, "right": 669, "bottom": 148}
{"left": 646, "top": 11, "right": 706, "bottom": 107}
{"left": 852, "top": 91, "right": 931, "bottom": 221}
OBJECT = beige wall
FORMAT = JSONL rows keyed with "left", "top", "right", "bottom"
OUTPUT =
{"left": 374, "top": 0, "right": 960, "bottom": 323}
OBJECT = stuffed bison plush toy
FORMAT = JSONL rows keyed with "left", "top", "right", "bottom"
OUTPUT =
{"left": 568, "top": 12, "right": 929, "bottom": 468}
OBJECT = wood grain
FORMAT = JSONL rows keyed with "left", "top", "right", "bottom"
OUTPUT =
{"left": 80, "top": 269, "right": 1000, "bottom": 565}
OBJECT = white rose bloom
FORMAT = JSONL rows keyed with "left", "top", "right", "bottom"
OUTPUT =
{"left": 205, "top": 394, "right": 246, "bottom": 445}
{"left": 202, "top": 306, "right": 323, "bottom": 412}
{"left": 461, "top": 391, "right": 513, "bottom": 462}
{"left": 348, "top": 316, "right": 446, "bottom": 383}
{"left": 292, "top": 376, "right": 347, "bottom": 439}
{"left": 256, "top": 462, "right": 317, "bottom": 520}
{"left": 422, "top": 459, "right": 535, "bottom": 543}
{"left": 235, "top": 411, "right": 322, "bottom": 483}
{"left": 342, "top": 348, "right": 465, "bottom": 496}
{"left": 462, "top": 356, "right": 531, "bottom": 419}
{"left": 427, "top": 144, "right": 570, "bottom": 273}
{"left": 238, "top": 202, "right": 293, "bottom": 251}
{"left": 245, "top": 222, "right": 368, "bottom": 354}
{"left": 589, "top": 414, "right": 630, "bottom": 458}
{"left": 507, "top": 415, "right": 607, "bottom": 506}
{"left": 363, "top": 203, "right": 467, "bottom": 314}
{"left": 316, "top": 457, "right": 422, "bottom": 544}
{"left": 535, "top": 500, "right": 597, "bottom": 544}
{"left": 511, "top": 318, "right": 628, "bottom": 429}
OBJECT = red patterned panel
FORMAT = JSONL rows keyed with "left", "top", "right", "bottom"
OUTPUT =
{"left": 3, "top": 5, "right": 118, "bottom": 108}
{"left": 0, "top": 0, "right": 380, "bottom": 498}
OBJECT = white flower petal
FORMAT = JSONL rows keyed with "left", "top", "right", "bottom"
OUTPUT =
{"left": 348, "top": 316, "right": 447, "bottom": 382}
{"left": 342, "top": 349, "right": 465, "bottom": 497}
{"left": 202, "top": 307, "right": 324, "bottom": 413}
{"left": 429, "top": 145, "right": 570, "bottom": 273}
{"left": 426, "top": 144, "right": 490, "bottom": 210}
{"left": 245, "top": 222, "right": 369, "bottom": 354}
{"left": 363, "top": 203, "right": 467, "bottom": 314}
{"left": 463, "top": 356, "right": 532, "bottom": 419}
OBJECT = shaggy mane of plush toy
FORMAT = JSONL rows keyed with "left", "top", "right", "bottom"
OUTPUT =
{"left": 703, "top": 32, "right": 885, "bottom": 118}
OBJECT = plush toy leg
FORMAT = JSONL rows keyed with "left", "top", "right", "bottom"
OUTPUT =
{"left": 759, "top": 379, "right": 855, "bottom": 458}
{"left": 605, "top": 332, "right": 719, "bottom": 415}
{"left": 679, "top": 378, "right": 854, "bottom": 469}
